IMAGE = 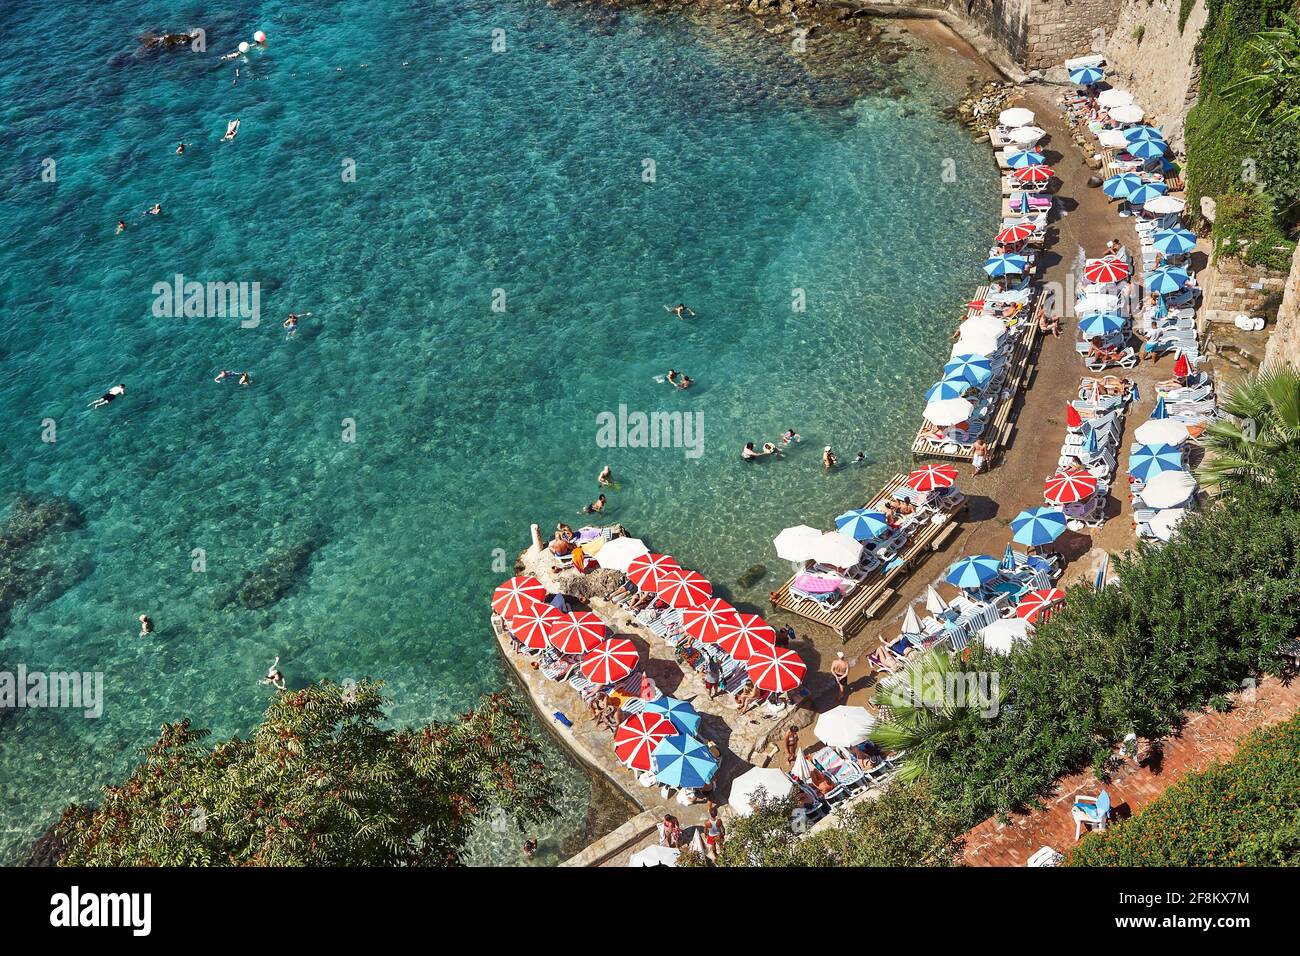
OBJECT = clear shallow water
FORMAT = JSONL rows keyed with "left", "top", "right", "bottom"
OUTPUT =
{"left": 0, "top": 0, "right": 995, "bottom": 863}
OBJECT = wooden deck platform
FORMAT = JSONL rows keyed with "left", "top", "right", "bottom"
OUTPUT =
{"left": 768, "top": 473, "right": 966, "bottom": 640}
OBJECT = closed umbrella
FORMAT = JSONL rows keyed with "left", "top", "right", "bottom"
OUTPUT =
{"left": 508, "top": 601, "right": 564, "bottom": 650}
{"left": 629, "top": 845, "right": 679, "bottom": 867}
{"left": 1102, "top": 172, "right": 1143, "bottom": 199}
{"left": 746, "top": 645, "right": 807, "bottom": 692}
{"left": 626, "top": 552, "right": 680, "bottom": 591}
{"left": 1016, "top": 588, "right": 1066, "bottom": 623}
{"left": 901, "top": 604, "right": 923, "bottom": 636}
{"left": 655, "top": 568, "right": 713, "bottom": 608}
{"left": 1134, "top": 418, "right": 1189, "bottom": 445}
{"left": 641, "top": 696, "right": 703, "bottom": 736}
{"left": 906, "top": 463, "right": 958, "bottom": 492}
{"left": 1141, "top": 470, "right": 1197, "bottom": 508}
{"left": 926, "top": 378, "right": 968, "bottom": 402}
{"left": 1154, "top": 227, "right": 1196, "bottom": 256}
{"left": 1006, "top": 150, "right": 1045, "bottom": 169}
{"left": 1098, "top": 89, "right": 1134, "bottom": 108}
{"left": 729, "top": 767, "right": 794, "bottom": 816}
{"left": 1000, "top": 542, "right": 1017, "bottom": 572}
{"left": 790, "top": 748, "right": 815, "bottom": 782}
{"left": 715, "top": 613, "right": 777, "bottom": 662}
{"left": 924, "top": 397, "right": 974, "bottom": 427}
{"left": 614, "top": 712, "right": 676, "bottom": 771}
{"left": 652, "top": 734, "right": 718, "bottom": 789}
{"left": 772, "top": 525, "right": 821, "bottom": 562}
{"left": 492, "top": 575, "right": 547, "bottom": 617}
{"left": 1143, "top": 195, "right": 1185, "bottom": 215}
{"left": 1044, "top": 470, "right": 1098, "bottom": 504}
{"left": 944, "top": 354, "right": 994, "bottom": 387}
{"left": 680, "top": 599, "right": 738, "bottom": 643}
{"left": 835, "top": 509, "right": 891, "bottom": 542}
{"left": 1128, "top": 443, "right": 1184, "bottom": 482}
{"left": 945, "top": 554, "right": 1001, "bottom": 589}
{"left": 1083, "top": 258, "right": 1130, "bottom": 283}
{"left": 984, "top": 253, "right": 1029, "bottom": 276}
{"left": 815, "top": 706, "right": 877, "bottom": 749}
{"left": 581, "top": 638, "right": 639, "bottom": 684}
{"left": 1109, "top": 103, "right": 1145, "bottom": 124}
{"left": 547, "top": 610, "right": 607, "bottom": 654}
{"left": 1069, "top": 65, "right": 1104, "bottom": 85}
{"left": 999, "top": 106, "right": 1036, "bottom": 128}
{"left": 593, "top": 535, "right": 649, "bottom": 571}
{"left": 1011, "top": 506, "right": 1067, "bottom": 547}
{"left": 811, "top": 530, "right": 863, "bottom": 568}
{"left": 1066, "top": 402, "right": 1083, "bottom": 429}
{"left": 1151, "top": 395, "right": 1168, "bottom": 420}
{"left": 925, "top": 585, "right": 949, "bottom": 615}
{"left": 1128, "top": 181, "right": 1168, "bottom": 206}
{"left": 1079, "top": 312, "right": 1126, "bottom": 337}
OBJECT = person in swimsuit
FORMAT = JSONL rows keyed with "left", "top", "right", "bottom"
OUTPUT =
{"left": 676, "top": 375, "right": 692, "bottom": 390}
{"left": 831, "top": 651, "right": 850, "bottom": 702}
{"left": 147, "top": 204, "right": 162, "bottom": 216}
{"left": 260, "top": 656, "right": 286, "bottom": 691}
{"left": 583, "top": 494, "right": 606, "bottom": 515}
{"left": 823, "top": 446, "right": 838, "bottom": 470}
{"left": 598, "top": 465, "right": 613, "bottom": 487}
{"left": 781, "top": 429, "right": 800, "bottom": 445}
{"left": 176, "top": 142, "right": 187, "bottom": 155}
{"left": 666, "top": 369, "right": 679, "bottom": 386}
{"left": 852, "top": 451, "right": 866, "bottom": 465}
{"left": 138, "top": 614, "right": 154, "bottom": 637}
{"left": 115, "top": 219, "right": 127, "bottom": 234}
{"left": 669, "top": 303, "right": 695, "bottom": 319}
{"left": 703, "top": 806, "right": 725, "bottom": 860}
{"left": 284, "top": 314, "right": 299, "bottom": 337}
{"left": 238, "top": 371, "right": 252, "bottom": 386}
{"left": 214, "top": 369, "right": 232, "bottom": 383}
{"left": 88, "top": 384, "right": 125, "bottom": 408}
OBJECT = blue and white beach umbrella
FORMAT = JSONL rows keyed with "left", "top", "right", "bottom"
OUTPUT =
{"left": 1083, "top": 425, "right": 1101, "bottom": 457}
{"left": 1102, "top": 173, "right": 1144, "bottom": 199}
{"left": 1151, "top": 395, "right": 1168, "bottom": 420}
{"left": 1145, "top": 266, "right": 1190, "bottom": 294}
{"left": 652, "top": 734, "right": 718, "bottom": 789}
{"left": 1011, "top": 507, "right": 1067, "bottom": 547}
{"left": 1006, "top": 150, "right": 1045, "bottom": 169}
{"left": 835, "top": 509, "right": 891, "bottom": 542}
{"left": 945, "top": 554, "right": 1001, "bottom": 590}
{"left": 1079, "top": 312, "right": 1125, "bottom": 337}
{"left": 926, "top": 379, "right": 968, "bottom": 402}
{"left": 1123, "top": 125, "right": 1164, "bottom": 143}
{"left": 1129, "top": 443, "right": 1184, "bottom": 482}
{"left": 1153, "top": 227, "right": 1196, "bottom": 256}
{"left": 642, "top": 696, "right": 702, "bottom": 737}
{"left": 984, "top": 253, "right": 1029, "bottom": 277}
{"left": 943, "top": 354, "right": 994, "bottom": 387}
{"left": 1127, "top": 181, "right": 1169, "bottom": 205}
{"left": 1069, "top": 65, "right": 1104, "bottom": 86}
{"left": 1127, "top": 138, "right": 1168, "bottom": 160}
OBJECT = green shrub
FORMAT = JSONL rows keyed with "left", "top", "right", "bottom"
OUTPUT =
{"left": 1180, "top": 0, "right": 1198, "bottom": 31}
{"left": 1211, "top": 193, "right": 1297, "bottom": 270}
{"left": 1132, "top": 25, "right": 1146, "bottom": 42}
{"left": 1068, "top": 714, "right": 1300, "bottom": 866}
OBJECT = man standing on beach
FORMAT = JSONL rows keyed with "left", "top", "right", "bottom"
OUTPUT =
{"left": 831, "top": 651, "right": 850, "bottom": 702}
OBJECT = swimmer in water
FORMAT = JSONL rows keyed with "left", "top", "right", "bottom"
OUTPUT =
{"left": 598, "top": 465, "right": 614, "bottom": 487}
{"left": 666, "top": 369, "right": 679, "bottom": 386}
{"left": 284, "top": 314, "right": 299, "bottom": 337}
{"left": 781, "top": 429, "right": 801, "bottom": 445}
{"left": 853, "top": 451, "right": 867, "bottom": 465}
{"left": 823, "top": 446, "right": 838, "bottom": 470}
{"left": 88, "top": 384, "right": 125, "bottom": 408}
{"left": 238, "top": 371, "right": 252, "bottom": 386}
{"left": 677, "top": 375, "right": 693, "bottom": 390}
{"left": 667, "top": 303, "right": 696, "bottom": 319}
{"left": 214, "top": 369, "right": 232, "bottom": 383}
{"left": 176, "top": 142, "right": 187, "bottom": 155}
{"left": 260, "top": 656, "right": 286, "bottom": 691}
{"left": 116, "top": 219, "right": 127, "bottom": 234}
{"left": 138, "top": 614, "right": 154, "bottom": 637}
{"left": 583, "top": 494, "right": 607, "bottom": 515}
{"left": 147, "top": 204, "right": 162, "bottom": 216}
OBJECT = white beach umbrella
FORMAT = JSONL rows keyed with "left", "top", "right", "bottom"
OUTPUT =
{"left": 1098, "top": 89, "right": 1134, "bottom": 108}
{"left": 593, "top": 535, "right": 649, "bottom": 571}
{"left": 1147, "top": 507, "right": 1188, "bottom": 542}
{"left": 1098, "top": 128, "right": 1130, "bottom": 149}
{"left": 729, "top": 767, "right": 794, "bottom": 816}
{"left": 811, "top": 530, "right": 863, "bottom": 568}
{"left": 790, "top": 748, "right": 815, "bottom": 782}
{"left": 924, "top": 397, "right": 975, "bottom": 427}
{"left": 629, "top": 845, "right": 679, "bottom": 867}
{"left": 954, "top": 332, "right": 1003, "bottom": 357}
{"left": 773, "top": 524, "right": 822, "bottom": 562}
{"left": 1141, "top": 470, "right": 1197, "bottom": 509}
{"left": 1076, "top": 291, "right": 1122, "bottom": 315}
{"left": 1109, "top": 104, "right": 1145, "bottom": 124}
{"left": 1144, "top": 196, "right": 1186, "bottom": 215}
{"left": 925, "top": 585, "right": 949, "bottom": 615}
{"left": 960, "top": 315, "right": 1006, "bottom": 340}
{"left": 901, "top": 604, "right": 922, "bottom": 636}
{"left": 814, "top": 706, "right": 877, "bottom": 749}
{"left": 1008, "top": 125, "right": 1046, "bottom": 146}
{"left": 999, "top": 107, "right": 1036, "bottom": 128}
{"left": 979, "top": 617, "right": 1034, "bottom": 654}
{"left": 1134, "top": 418, "right": 1189, "bottom": 446}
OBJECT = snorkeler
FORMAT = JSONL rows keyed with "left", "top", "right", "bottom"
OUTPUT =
{"left": 88, "top": 384, "right": 125, "bottom": 408}
{"left": 260, "top": 656, "right": 286, "bottom": 690}
{"left": 238, "top": 371, "right": 252, "bottom": 386}
{"left": 853, "top": 451, "right": 867, "bottom": 465}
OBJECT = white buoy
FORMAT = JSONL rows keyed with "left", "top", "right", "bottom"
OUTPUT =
{"left": 238, "top": 41, "right": 250, "bottom": 53}
{"left": 253, "top": 30, "right": 267, "bottom": 44}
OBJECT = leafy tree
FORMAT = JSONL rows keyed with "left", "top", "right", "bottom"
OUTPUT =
{"left": 1197, "top": 366, "right": 1300, "bottom": 490}
{"left": 1224, "top": 13, "right": 1300, "bottom": 132}
{"left": 56, "top": 682, "right": 556, "bottom": 866}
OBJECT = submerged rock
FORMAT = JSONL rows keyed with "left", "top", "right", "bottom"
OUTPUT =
{"left": 736, "top": 564, "right": 767, "bottom": 588}
{"left": 218, "top": 529, "right": 328, "bottom": 611}
{"left": 0, "top": 494, "right": 87, "bottom": 637}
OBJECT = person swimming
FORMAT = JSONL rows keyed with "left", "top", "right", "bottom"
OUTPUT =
{"left": 214, "top": 369, "right": 232, "bottom": 383}
{"left": 781, "top": 429, "right": 801, "bottom": 445}
{"left": 582, "top": 494, "right": 607, "bottom": 515}
{"left": 676, "top": 375, "right": 692, "bottom": 390}
{"left": 260, "top": 656, "right": 286, "bottom": 691}
{"left": 666, "top": 369, "right": 679, "bottom": 386}
{"left": 138, "top": 614, "right": 154, "bottom": 637}
{"left": 238, "top": 371, "right": 252, "bottom": 386}
{"left": 742, "top": 442, "right": 759, "bottom": 460}
{"left": 88, "top": 384, "right": 125, "bottom": 408}
{"left": 222, "top": 118, "right": 241, "bottom": 141}
{"left": 284, "top": 314, "right": 299, "bottom": 336}
{"left": 823, "top": 446, "right": 838, "bottom": 470}
{"left": 116, "top": 219, "right": 126, "bottom": 234}
{"left": 176, "top": 142, "right": 187, "bottom": 155}
{"left": 598, "top": 465, "right": 613, "bottom": 487}
{"left": 853, "top": 451, "right": 867, "bottom": 465}
{"left": 147, "top": 204, "right": 162, "bottom": 216}
{"left": 666, "top": 303, "right": 696, "bottom": 319}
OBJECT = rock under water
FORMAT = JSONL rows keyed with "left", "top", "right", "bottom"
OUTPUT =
{"left": 217, "top": 529, "right": 328, "bottom": 611}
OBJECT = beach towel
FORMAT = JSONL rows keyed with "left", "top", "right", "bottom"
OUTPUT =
{"left": 792, "top": 573, "right": 839, "bottom": 594}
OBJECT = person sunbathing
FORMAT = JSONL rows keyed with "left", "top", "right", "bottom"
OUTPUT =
{"left": 628, "top": 591, "right": 656, "bottom": 612}
{"left": 1036, "top": 305, "right": 1061, "bottom": 336}
{"left": 1087, "top": 337, "right": 1122, "bottom": 363}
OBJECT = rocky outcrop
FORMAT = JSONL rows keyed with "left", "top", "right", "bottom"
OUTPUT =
{"left": 216, "top": 528, "right": 328, "bottom": 611}
{"left": 0, "top": 494, "right": 87, "bottom": 638}
{"left": 1263, "top": 243, "right": 1300, "bottom": 370}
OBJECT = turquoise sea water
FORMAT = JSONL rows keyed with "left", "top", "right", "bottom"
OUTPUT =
{"left": 0, "top": 1, "right": 996, "bottom": 863}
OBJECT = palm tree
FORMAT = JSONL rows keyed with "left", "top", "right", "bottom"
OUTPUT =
{"left": 868, "top": 649, "right": 1005, "bottom": 784}
{"left": 1197, "top": 366, "right": 1300, "bottom": 490}
{"left": 1224, "top": 13, "right": 1300, "bottom": 133}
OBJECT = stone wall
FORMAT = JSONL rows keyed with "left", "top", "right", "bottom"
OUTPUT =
{"left": 1263, "top": 243, "right": 1300, "bottom": 369}
{"left": 1022, "top": 0, "right": 1121, "bottom": 70}
{"left": 1099, "top": 0, "right": 1207, "bottom": 151}
{"left": 1201, "top": 255, "right": 1290, "bottom": 327}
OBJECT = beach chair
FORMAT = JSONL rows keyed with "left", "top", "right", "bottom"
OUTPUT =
{"left": 1072, "top": 791, "right": 1112, "bottom": 839}
{"left": 808, "top": 747, "right": 859, "bottom": 802}
{"left": 1084, "top": 346, "right": 1139, "bottom": 371}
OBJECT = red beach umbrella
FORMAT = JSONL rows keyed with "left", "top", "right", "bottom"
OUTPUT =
{"left": 547, "top": 610, "right": 607, "bottom": 655}
{"left": 995, "top": 222, "right": 1036, "bottom": 244}
{"left": 655, "top": 568, "right": 713, "bottom": 608}
{"left": 906, "top": 463, "right": 958, "bottom": 492}
{"left": 1066, "top": 403, "right": 1083, "bottom": 430}
{"left": 1012, "top": 164, "right": 1054, "bottom": 183}
{"left": 715, "top": 614, "right": 777, "bottom": 662}
{"left": 625, "top": 552, "right": 681, "bottom": 592}
{"left": 1173, "top": 353, "right": 1192, "bottom": 378}
{"left": 680, "top": 599, "right": 739, "bottom": 643}
{"left": 492, "top": 575, "right": 546, "bottom": 617}
{"left": 746, "top": 646, "right": 806, "bottom": 693}
{"left": 508, "top": 601, "right": 564, "bottom": 650}
{"left": 1083, "top": 257, "right": 1130, "bottom": 283}
{"left": 1044, "top": 470, "right": 1098, "bottom": 504}
{"left": 613, "top": 712, "right": 675, "bottom": 771}
{"left": 581, "top": 638, "right": 639, "bottom": 685}
{"left": 1016, "top": 588, "right": 1066, "bottom": 623}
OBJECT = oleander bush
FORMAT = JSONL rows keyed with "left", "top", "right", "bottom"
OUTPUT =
{"left": 1068, "top": 713, "right": 1300, "bottom": 865}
